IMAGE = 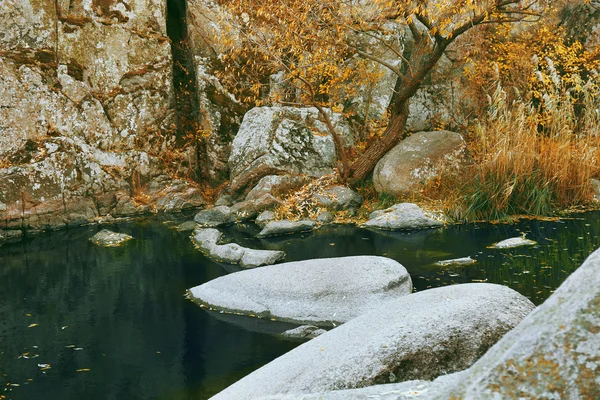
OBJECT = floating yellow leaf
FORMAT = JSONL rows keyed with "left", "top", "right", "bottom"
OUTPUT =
{"left": 27, "top": 323, "right": 38, "bottom": 328}
{"left": 76, "top": 368, "right": 91, "bottom": 372}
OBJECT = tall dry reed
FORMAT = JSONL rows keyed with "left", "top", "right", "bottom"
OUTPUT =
{"left": 430, "top": 69, "right": 600, "bottom": 221}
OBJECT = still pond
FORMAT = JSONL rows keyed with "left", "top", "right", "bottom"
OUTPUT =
{"left": 1, "top": 212, "right": 599, "bottom": 399}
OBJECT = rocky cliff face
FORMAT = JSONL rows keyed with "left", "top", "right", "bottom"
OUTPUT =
{"left": 0, "top": 0, "right": 205, "bottom": 239}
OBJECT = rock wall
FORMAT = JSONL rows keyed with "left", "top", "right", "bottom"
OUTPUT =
{"left": 186, "top": 0, "right": 244, "bottom": 182}
{"left": 0, "top": 0, "right": 205, "bottom": 239}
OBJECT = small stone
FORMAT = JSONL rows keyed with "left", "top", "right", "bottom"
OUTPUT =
{"left": 362, "top": 203, "right": 444, "bottom": 231}
{"left": 490, "top": 237, "right": 537, "bottom": 249}
{"left": 89, "top": 229, "right": 133, "bottom": 247}
{"left": 257, "top": 219, "right": 316, "bottom": 238}
{"left": 316, "top": 211, "right": 334, "bottom": 224}
{"left": 312, "top": 186, "right": 363, "bottom": 211}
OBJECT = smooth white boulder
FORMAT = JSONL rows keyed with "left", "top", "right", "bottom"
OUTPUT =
{"left": 188, "top": 256, "right": 412, "bottom": 327}
{"left": 212, "top": 283, "right": 534, "bottom": 400}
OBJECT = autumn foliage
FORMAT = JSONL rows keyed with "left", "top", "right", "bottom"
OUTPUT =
{"left": 214, "top": 0, "right": 541, "bottom": 182}
{"left": 210, "top": 0, "right": 600, "bottom": 218}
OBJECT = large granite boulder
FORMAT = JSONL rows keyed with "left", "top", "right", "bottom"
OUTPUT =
{"left": 188, "top": 256, "right": 412, "bottom": 327}
{"left": 212, "top": 283, "right": 534, "bottom": 400}
{"left": 373, "top": 131, "right": 468, "bottom": 197}
{"left": 362, "top": 203, "right": 444, "bottom": 231}
{"left": 262, "top": 244, "right": 600, "bottom": 400}
{"left": 228, "top": 106, "right": 352, "bottom": 193}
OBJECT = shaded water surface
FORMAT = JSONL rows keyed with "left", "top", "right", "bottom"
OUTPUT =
{"left": 2, "top": 212, "right": 600, "bottom": 399}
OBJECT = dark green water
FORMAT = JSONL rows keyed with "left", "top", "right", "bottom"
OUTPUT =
{"left": 2, "top": 212, "right": 600, "bottom": 399}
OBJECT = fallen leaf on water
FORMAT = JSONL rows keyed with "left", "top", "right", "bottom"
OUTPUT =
{"left": 26, "top": 314, "right": 32, "bottom": 317}
{"left": 65, "top": 345, "right": 76, "bottom": 348}
{"left": 76, "top": 368, "right": 90, "bottom": 372}
{"left": 27, "top": 323, "right": 38, "bottom": 328}
{"left": 74, "top": 348, "right": 83, "bottom": 351}
{"left": 61, "top": 326, "right": 68, "bottom": 330}
{"left": 329, "top": 243, "right": 335, "bottom": 246}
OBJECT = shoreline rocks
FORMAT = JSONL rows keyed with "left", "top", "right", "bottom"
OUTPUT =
{"left": 191, "top": 228, "right": 285, "bottom": 268}
{"left": 188, "top": 256, "right": 412, "bottom": 327}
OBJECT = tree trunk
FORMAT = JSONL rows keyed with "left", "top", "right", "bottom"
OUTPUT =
{"left": 349, "top": 100, "right": 410, "bottom": 183}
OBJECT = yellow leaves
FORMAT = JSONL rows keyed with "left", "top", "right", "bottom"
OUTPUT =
{"left": 27, "top": 323, "right": 38, "bottom": 328}
{"left": 76, "top": 368, "right": 91, "bottom": 373}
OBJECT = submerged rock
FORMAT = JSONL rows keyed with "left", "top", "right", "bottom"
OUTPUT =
{"left": 177, "top": 221, "right": 199, "bottom": 232}
{"left": 212, "top": 283, "right": 533, "bottom": 400}
{"left": 191, "top": 228, "right": 285, "bottom": 268}
{"left": 490, "top": 237, "right": 537, "bottom": 249}
{"left": 89, "top": 229, "right": 133, "bottom": 247}
{"left": 188, "top": 256, "right": 412, "bottom": 327}
{"left": 435, "top": 257, "right": 477, "bottom": 267}
{"left": 362, "top": 203, "right": 444, "bottom": 231}
{"left": 257, "top": 219, "right": 316, "bottom": 238}
{"left": 281, "top": 325, "right": 328, "bottom": 340}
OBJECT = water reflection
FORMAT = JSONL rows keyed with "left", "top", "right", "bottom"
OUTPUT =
{"left": 2, "top": 213, "right": 600, "bottom": 399}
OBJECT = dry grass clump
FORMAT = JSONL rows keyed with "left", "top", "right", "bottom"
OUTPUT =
{"left": 274, "top": 174, "right": 337, "bottom": 220}
{"left": 426, "top": 73, "right": 600, "bottom": 222}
